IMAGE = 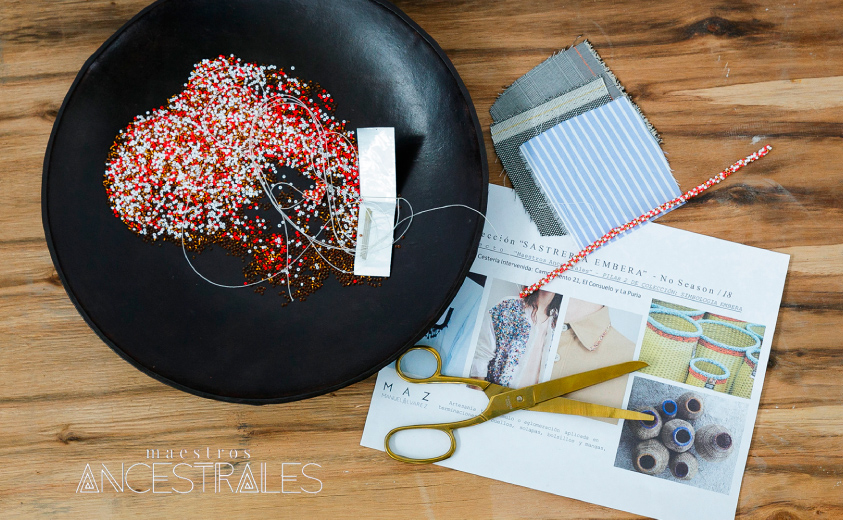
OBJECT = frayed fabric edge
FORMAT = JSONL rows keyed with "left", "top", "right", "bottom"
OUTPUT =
{"left": 490, "top": 40, "right": 662, "bottom": 144}
{"left": 580, "top": 40, "right": 662, "bottom": 143}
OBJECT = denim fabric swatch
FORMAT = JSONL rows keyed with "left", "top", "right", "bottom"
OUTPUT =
{"left": 520, "top": 98, "right": 681, "bottom": 250}
{"left": 490, "top": 79, "right": 613, "bottom": 236}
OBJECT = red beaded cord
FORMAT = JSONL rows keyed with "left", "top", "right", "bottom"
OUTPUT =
{"left": 519, "top": 145, "right": 773, "bottom": 298}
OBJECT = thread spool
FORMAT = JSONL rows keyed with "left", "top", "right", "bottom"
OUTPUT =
{"left": 518, "top": 145, "right": 773, "bottom": 298}
{"left": 634, "top": 439, "right": 669, "bottom": 475}
{"left": 629, "top": 408, "right": 662, "bottom": 440}
{"left": 695, "top": 424, "right": 734, "bottom": 461}
{"left": 660, "top": 419, "right": 695, "bottom": 453}
{"left": 676, "top": 392, "right": 704, "bottom": 422}
{"left": 669, "top": 451, "right": 698, "bottom": 480}
{"left": 659, "top": 399, "right": 678, "bottom": 421}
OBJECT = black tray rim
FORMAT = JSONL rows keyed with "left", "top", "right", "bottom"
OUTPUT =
{"left": 40, "top": 0, "right": 488, "bottom": 404}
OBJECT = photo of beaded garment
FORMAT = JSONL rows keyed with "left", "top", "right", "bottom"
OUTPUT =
{"left": 469, "top": 278, "right": 563, "bottom": 389}
{"left": 637, "top": 299, "right": 766, "bottom": 398}
{"left": 104, "top": 55, "right": 379, "bottom": 303}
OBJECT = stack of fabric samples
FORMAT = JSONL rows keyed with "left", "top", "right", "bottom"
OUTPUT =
{"left": 490, "top": 41, "right": 682, "bottom": 248}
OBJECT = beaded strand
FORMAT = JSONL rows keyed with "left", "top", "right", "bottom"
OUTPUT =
{"left": 520, "top": 145, "right": 772, "bottom": 298}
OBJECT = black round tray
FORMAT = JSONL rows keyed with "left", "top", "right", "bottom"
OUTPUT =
{"left": 42, "top": 0, "right": 487, "bottom": 404}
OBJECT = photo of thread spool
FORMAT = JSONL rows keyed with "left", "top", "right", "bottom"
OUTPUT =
{"left": 630, "top": 407, "right": 662, "bottom": 439}
{"left": 695, "top": 424, "right": 734, "bottom": 461}
{"left": 634, "top": 439, "right": 669, "bottom": 475}
{"left": 659, "top": 398, "right": 678, "bottom": 421}
{"left": 660, "top": 419, "right": 695, "bottom": 452}
{"left": 615, "top": 376, "right": 745, "bottom": 490}
{"left": 669, "top": 451, "right": 699, "bottom": 480}
{"left": 676, "top": 392, "right": 704, "bottom": 421}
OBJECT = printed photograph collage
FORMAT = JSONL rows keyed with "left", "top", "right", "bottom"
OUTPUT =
{"left": 410, "top": 274, "right": 769, "bottom": 494}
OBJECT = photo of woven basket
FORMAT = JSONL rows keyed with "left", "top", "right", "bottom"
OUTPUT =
{"left": 639, "top": 309, "right": 702, "bottom": 382}
{"left": 731, "top": 347, "right": 760, "bottom": 399}
{"left": 652, "top": 299, "right": 705, "bottom": 320}
{"left": 685, "top": 357, "right": 730, "bottom": 393}
{"left": 746, "top": 323, "right": 766, "bottom": 343}
{"left": 696, "top": 320, "right": 759, "bottom": 394}
{"left": 702, "top": 312, "right": 748, "bottom": 328}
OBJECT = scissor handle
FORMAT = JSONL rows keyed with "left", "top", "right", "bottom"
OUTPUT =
{"left": 395, "top": 346, "right": 485, "bottom": 386}
{"left": 384, "top": 414, "right": 488, "bottom": 464}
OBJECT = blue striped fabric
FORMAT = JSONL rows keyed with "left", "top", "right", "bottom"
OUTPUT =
{"left": 519, "top": 98, "right": 681, "bottom": 249}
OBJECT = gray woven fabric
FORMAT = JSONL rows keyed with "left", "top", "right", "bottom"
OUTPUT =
{"left": 489, "top": 40, "right": 662, "bottom": 236}
{"left": 491, "top": 79, "right": 613, "bottom": 236}
{"left": 491, "top": 42, "right": 618, "bottom": 122}
{"left": 491, "top": 41, "right": 658, "bottom": 141}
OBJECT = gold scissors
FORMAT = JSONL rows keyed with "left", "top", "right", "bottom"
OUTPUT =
{"left": 385, "top": 346, "right": 654, "bottom": 464}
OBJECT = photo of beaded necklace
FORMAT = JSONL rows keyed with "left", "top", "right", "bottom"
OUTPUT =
{"left": 104, "top": 55, "right": 380, "bottom": 303}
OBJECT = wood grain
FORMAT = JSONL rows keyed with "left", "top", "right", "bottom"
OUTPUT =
{"left": 2, "top": 0, "right": 842, "bottom": 518}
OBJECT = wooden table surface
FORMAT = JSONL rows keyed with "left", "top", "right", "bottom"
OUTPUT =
{"left": 2, "top": 0, "right": 842, "bottom": 518}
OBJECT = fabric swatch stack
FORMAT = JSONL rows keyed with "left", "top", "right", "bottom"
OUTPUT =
{"left": 490, "top": 41, "right": 681, "bottom": 248}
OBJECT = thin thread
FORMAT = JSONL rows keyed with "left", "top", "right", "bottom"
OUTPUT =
{"left": 178, "top": 91, "right": 361, "bottom": 298}
{"left": 572, "top": 45, "right": 598, "bottom": 82}
{"left": 519, "top": 145, "right": 773, "bottom": 298}
{"left": 183, "top": 89, "right": 497, "bottom": 290}
{"left": 109, "top": 56, "right": 494, "bottom": 303}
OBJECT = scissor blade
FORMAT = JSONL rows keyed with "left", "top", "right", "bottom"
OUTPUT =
{"left": 530, "top": 396, "right": 653, "bottom": 421}
{"left": 531, "top": 361, "right": 648, "bottom": 405}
